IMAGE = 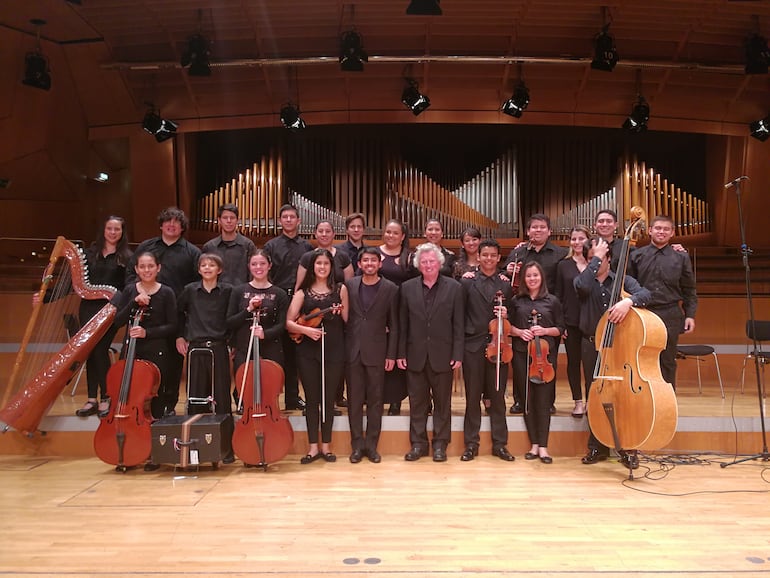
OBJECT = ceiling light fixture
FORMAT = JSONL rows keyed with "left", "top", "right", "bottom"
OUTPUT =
{"left": 591, "top": 24, "right": 620, "bottom": 72}
{"left": 406, "top": 0, "right": 442, "bottom": 15}
{"left": 339, "top": 30, "right": 368, "bottom": 72}
{"left": 280, "top": 103, "right": 306, "bottom": 130}
{"left": 502, "top": 82, "right": 530, "bottom": 118}
{"left": 745, "top": 33, "right": 770, "bottom": 74}
{"left": 401, "top": 79, "right": 430, "bottom": 116}
{"left": 142, "top": 107, "right": 178, "bottom": 142}
{"left": 623, "top": 96, "right": 650, "bottom": 132}
{"left": 750, "top": 115, "right": 770, "bottom": 141}
{"left": 22, "top": 19, "right": 51, "bottom": 91}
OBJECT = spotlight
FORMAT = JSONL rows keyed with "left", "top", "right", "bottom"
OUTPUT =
{"left": 401, "top": 80, "right": 430, "bottom": 116}
{"left": 280, "top": 104, "right": 306, "bottom": 130}
{"left": 750, "top": 115, "right": 770, "bottom": 142}
{"left": 591, "top": 25, "right": 619, "bottom": 72}
{"left": 406, "top": 0, "right": 442, "bottom": 15}
{"left": 142, "top": 109, "right": 178, "bottom": 142}
{"left": 745, "top": 34, "right": 770, "bottom": 75}
{"left": 22, "top": 52, "right": 51, "bottom": 91}
{"left": 622, "top": 97, "right": 650, "bottom": 132}
{"left": 339, "top": 31, "right": 368, "bottom": 72}
{"left": 181, "top": 34, "right": 211, "bottom": 76}
{"left": 501, "top": 83, "right": 530, "bottom": 118}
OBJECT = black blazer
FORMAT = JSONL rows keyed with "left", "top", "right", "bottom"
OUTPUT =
{"left": 398, "top": 275, "right": 464, "bottom": 372}
{"left": 344, "top": 276, "right": 399, "bottom": 367}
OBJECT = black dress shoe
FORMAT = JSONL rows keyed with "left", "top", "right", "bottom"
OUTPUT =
{"left": 367, "top": 450, "right": 381, "bottom": 463}
{"left": 404, "top": 446, "right": 428, "bottom": 461}
{"left": 620, "top": 451, "right": 639, "bottom": 470}
{"left": 349, "top": 449, "right": 364, "bottom": 463}
{"left": 143, "top": 462, "right": 160, "bottom": 472}
{"left": 432, "top": 448, "right": 447, "bottom": 462}
{"left": 222, "top": 453, "right": 235, "bottom": 464}
{"left": 75, "top": 401, "right": 98, "bottom": 417}
{"left": 387, "top": 403, "right": 401, "bottom": 416}
{"left": 509, "top": 402, "right": 523, "bottom": 415}
{"left": 321, "top": 452, "right": 337, "bottom": 463}
{"left": 460, "top": 446, "right": 478, "bottom": 461}
{"left": 581, "top": 449, "right": 608, "bottom": 465}
{"left": 300, "top": 453, "right": 322, "bottom": 464}
{"left": 539, "top": 455, "right": 553, "bottom": 464}
{"left": 285, "top": 398, "right": 307, "bottom": 410}
{"left": 524, "top": 452, "right": 538, "bottom": 460}
{"left": 493, "top": 446, "right": 515, "bottom": 461}
{"left": 97, "top": 398, "right": 111, "bottom": 418}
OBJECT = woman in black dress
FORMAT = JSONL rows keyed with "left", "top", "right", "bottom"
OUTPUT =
{"left": 286, "top": 249, "right": 349, "bottom": 463}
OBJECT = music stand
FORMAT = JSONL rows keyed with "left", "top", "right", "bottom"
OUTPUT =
{"left": 721, "top": 176, "right": 770, "bottom": 467}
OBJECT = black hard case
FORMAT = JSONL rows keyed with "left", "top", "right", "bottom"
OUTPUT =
{"left": 151, "top": 414, "right": 233, "bottom": 467}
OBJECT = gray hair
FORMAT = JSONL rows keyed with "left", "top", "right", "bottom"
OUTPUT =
{"left": 412, "top": 242, "right": 445, "bottom": 268}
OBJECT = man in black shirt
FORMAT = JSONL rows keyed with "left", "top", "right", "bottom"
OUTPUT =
{"left": 263, "top": 203, "right": 313, "bottom": 410}
{"left": 202, "top": 203, "right": 256, "bottom": 286}
{"left": 128, "top": 207, "right": 201, "bottom": 416}
{"left": 336, "top": 213, "right": 367, "bottom": 275}
{"left": 574, "top": 238, "right": 650, "bottom": 465}
{"left": 627, "top": 215, "right": 697, "bottom": 390}
{"left": 504, "top": 213, "right": 567, "bottom": 293}
{"left": 459, "top": 239, "right": 515, "bottom": 462}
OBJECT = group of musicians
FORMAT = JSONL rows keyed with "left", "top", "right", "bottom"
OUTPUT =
{"left": 72, "top": 202, "right": 697, "bottom": 468}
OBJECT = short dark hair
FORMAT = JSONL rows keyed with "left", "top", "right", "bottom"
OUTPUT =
{"left": 582, "top": 236, "right": 614, "bottom": 261}
{"left": 218, "top": 203, "right": 239, "bottom": 218}
{"left": 526, "top": 213, "right": 551, "bottom": 230}
{"left": 650, "top": 214, "right": 675, "bottom": 229}
{"left": 345, "top": 213, "right": 366, "bottom": 228}
{"left": 594, "top": 209, "right": 617, "bottom": 223}
{"left": 478, "top": 238, "right": 500, "bottom": 253}
{"left": 158, "top": 207, "right": 188, "bottom": 232}
{"left": 278, "top": 203, "right": 299, "bottom": 218}
{"left": 199, "top": 253, "right": 224, "bottom": 270}
{"left": 359, "top": 246, "right": 381, "bottom": 259}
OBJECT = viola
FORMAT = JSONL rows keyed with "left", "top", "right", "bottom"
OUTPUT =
{"left": 232, "top": 310, "right": 293, "bottom": 469}
{"left": 586, "top": 206, "right": 678, "bottom": 472}
{"left": 486, "top": 291, "right": 513, "bottom": 365}
{"left": 527, "top": 309, "right": 555, "bottom": 384}
{"left": 289, "top": 304, "right": 341, "bottom": 343}
{"left": 93, "top": 306, "right": 160, "bottom": 472}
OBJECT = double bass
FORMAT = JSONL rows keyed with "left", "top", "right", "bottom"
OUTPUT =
{"left": 93, "top": 306, "right": 160, "bottom": 472}
{"left": 232, "top": 306, "right": 293, "bottom": 469}
{"left": 586, "top": 207, "right": 678, "bottom": 473}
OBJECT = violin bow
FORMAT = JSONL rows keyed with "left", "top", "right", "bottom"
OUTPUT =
{"left": 320, "top": 321, "right": 326, "bottom": 424}
{"left": 495, "top": 292, "right": 503, "bottom": 392}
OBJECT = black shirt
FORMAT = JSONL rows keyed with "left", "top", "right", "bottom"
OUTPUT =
{"left": 461, "top": 271, "right": 514, "bottom": 353}
{"left": 555, "top": 258, "right": 582, "bottom": 327}
{"left": 111, "top": 283, "right": 177, "bottom": 343}
{"left": 177, "top": 281, "right": 233, "bottom": 342}
{"left": 263, "top": 234, "right": 313, "bottom": 292}
{"left": 574, "top": 256, "right": 651, "bottom": 337}
{"left": 127, "top": 236, "right": 201, "bottom": 296}
{"left": 504, "top": 241, "right": 568, "bottom": 293}
{"left": 509, "top": 294, "right": 565, "bottom": 353}
{"left": 299, "top": 248, "right": 352, "bottom": 284}
{"left": 628, "top": 244, "right": 697, "bottom": 318}
{"left": 336, "top": 239, "right": 365, "bottom": 274}
{"left": 201, "top": 233, "right": 256, "bottom": 286}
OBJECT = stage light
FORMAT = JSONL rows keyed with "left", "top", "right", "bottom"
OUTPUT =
{"left": 339, "top": 30, "right": 368, "bottom": 72}
{"left": 142, "top": 109, "right": 178, "bottom": 142}
{"left": 750, "top": 115, "right": 770, "bottom": 142}
{"left": 22, "top": 52, "right": 51, "bottom": 91}
{"left": 406, "top": 0, "right": 442, "bottom": 15}
{"left": 745, "top": 34, "right": 770, "bottom": 75}
{"left": 401, "top": 80, "right": 430, "bottom": 116}
{"left": 501, "top": 83, "right": 530, "bottom": 118}
{"left": 591, "top": 25, "right": 620, "bottom": 72}
{"left": 280, "top": 104, "right": 306, "bottom": 130}
{"left": 181, "top": 34, "right": 211, "bottom": 76}
{"left": 622, "top": 96, "right": 650, "bottom": 132}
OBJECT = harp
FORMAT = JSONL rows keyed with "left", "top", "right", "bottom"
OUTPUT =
{"left": 0, "top": 237, "right": 118, "bottom": 436}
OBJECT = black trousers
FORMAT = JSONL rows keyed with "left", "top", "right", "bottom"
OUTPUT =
{"left": 79, "top": 300, "right": 116, "bottom": 400}
{"left": 406, "top": 364, "right": 453, "bottom": 450}
{"left": 281, "top": 333, "right": 301, "bottom": 406}
{"left": 297, "top": 354, "right": 344, "bottom": 444}
{"left": 186, "top": 342, "right": 232, "bottom": 416}
{"left": 462, "top": 347, "right": 509, "bottom": 449}
{"left": 137, "top": 339, "right": 176, "bottom": 419}
{"left": 650, "top": 307, "right": 683, "bottom": 390}
{"left": 513, "top": 350, "right": 555, "bottom": 448}
{"left": 564, "top": 325, "right": 586, "bottom": 401}
{"left": 581, "top": 337, "right": 609, "bottom": 455}
{"left": 346, "top": 355, "right": 385, "bottom": 453}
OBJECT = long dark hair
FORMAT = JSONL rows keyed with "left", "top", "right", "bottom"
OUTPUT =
{"left": 457, "top": 226, "right": 481, "bottom": 264}
{"left": 516, "top": 261, "right": 549, "bottom": 299}
{"left": 88, "top": 215, "right": 131, "bottom": 267}
{"left": 384, "top": 219, "right": 410, "bottom": 271}
{"left": 298, "top": 248, "right": 335, "bottom": 292}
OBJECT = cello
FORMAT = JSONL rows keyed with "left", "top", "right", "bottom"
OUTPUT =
{"left": 232, "top": 305, "right": 293, "bottom": 469}
{"left": 94, "top": 306, "right": 160, "bottom": 472}
{"left": 586, "top": 206, "right": 678, "bottom": 474}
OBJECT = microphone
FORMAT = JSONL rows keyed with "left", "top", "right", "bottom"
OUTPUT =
{"left": 724, "top": 176, "right": 750, "bottom": 189}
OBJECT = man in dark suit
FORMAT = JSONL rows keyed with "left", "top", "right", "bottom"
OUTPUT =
{"left": 397, "top": 243, "right": 464, "bottom": 462}
{"left": 345, "top": 247, "right": 400, "bottom": 464}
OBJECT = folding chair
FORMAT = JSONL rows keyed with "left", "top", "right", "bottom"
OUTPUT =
{"left": 676, "top": 345, "right": 724, "bottom": 398}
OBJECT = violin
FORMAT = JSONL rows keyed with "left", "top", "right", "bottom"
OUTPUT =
{"left": 93, "top": 306, "right": 160, "bottom": 472}
{"left": 486, "top": 291, "right": 513, "bottom": 364}
{"left": 587, "top": 207, "right": 678, "bottom": 473}
{"left": 527, "top": 309, "right": 555, "bottom": 384}
{"left": 289, "top": 304, "right": 341, "bottom": 343}
{"left": 232, "top": 307, "right": 293, "bottom": 469}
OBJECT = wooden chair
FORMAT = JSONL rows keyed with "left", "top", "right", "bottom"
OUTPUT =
{"left": 676, "top": 345, "right": 724, "bottom": 398}
{"left": 740, "top": 320, "right": 770, "bottom": 397}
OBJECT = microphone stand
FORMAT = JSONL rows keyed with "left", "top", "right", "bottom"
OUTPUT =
{"left": 721, "top": 176, "right": 770, "bottom": 467}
